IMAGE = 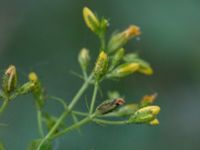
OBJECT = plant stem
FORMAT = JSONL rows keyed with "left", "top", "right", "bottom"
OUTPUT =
{"left": 50, "top": 114, "right": 96, "bottom": 140}
{"left": 37, "top": 109, "right": 44, "bottom": 137}
{"left": 0, "top": 99, "right": 9, "bottom": 116}
{"left": 37, "top": 74, "right": 93, "bottom": 150}
{"left": 93, "top": 118, "right": 129, "bottom": 125}
{"left": 89, "top": 82, "right": 98, "bottom": 114}
{"left": 99, "top": 34, "right": 106, "bottom": 50}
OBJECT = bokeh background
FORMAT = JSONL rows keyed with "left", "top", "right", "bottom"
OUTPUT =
{"left": 0, "top": 0, "right": 200, "bottom": 150}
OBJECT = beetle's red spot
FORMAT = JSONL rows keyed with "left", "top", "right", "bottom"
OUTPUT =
{"left": 115, "top": 98, "right": 125, "bottom": 105}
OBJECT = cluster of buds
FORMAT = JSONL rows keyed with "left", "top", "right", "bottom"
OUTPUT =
{"left": 129, "top": 105, "right": 160, "bottom": 125}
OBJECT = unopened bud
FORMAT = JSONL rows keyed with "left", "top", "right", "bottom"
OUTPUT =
{"left": 123, "top": 54, "right": 153, "bottom": 76}
{"left": 140, "top": 93, "right": 157, "bottom": 107}
{"left": 108, "top": 25, "right": 141, "bottom": 53}
{"left": 109, "top": 48, "right": 125, "bottom": 71}
{"left": 129, "top": 106, "right": 160, "bottom": 123}
{"left": 83, "top": 7, "right": 100, "bottom": 33}
{"left": 2, "top": 65, "right": 17, "bottom": 93}
{"left": 149, "top": 118, "right": 159, "bottom": 126}
{"left": 108, "top": 63, "right": 139, "bottom": 78}
{"left": 117, "top": 104, "right": 138, "bottom": 117}
{"left": 78, "top": 48, "right": 90, "bottom": 71}
{"left": 138, "top": 106, "right": 160, "bottom": 115}
{"left": 93, "top": 51, "right": 108, "bottom": 80}
{"left": 95, "top": 98, "right": 125, "bottom": 115}
{"left": 29, "top": 72, "right": 38, "bottom": 83}
{"left": 17, "top": 82, "right": 35, "bottom": 95}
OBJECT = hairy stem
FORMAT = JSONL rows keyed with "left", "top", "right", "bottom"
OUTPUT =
{"left": 37, "top": 74, "right": 93, "bottom": 150}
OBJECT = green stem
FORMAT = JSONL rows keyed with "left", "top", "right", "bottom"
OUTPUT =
{"left": 0, "top": 99, "right": 9, "bottom": 116}
{"left": 37, "top": 109, "right": 44, "bottom": 137}
{"left": 93, "top": 118, "right": 129, "bottom": 125}
{"left": 99, "top": 34, "right": 106, "bottom": 50}
{"left": 37, "top": 74, "right": 93, "bottom": 150}
{"left": 89, "top": 82, "right": 98, "bottom": 114}
{"left": 50, "top": 114, "right": 96, "bottom": 140}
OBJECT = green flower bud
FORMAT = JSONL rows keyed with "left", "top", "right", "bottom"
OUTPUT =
{"left": 109, "top": 48, "right": 125, "bottom": 71}
{"left": 93, "top": 51, "right": 108, "bottom": 80}
{"left": 28, "top": 72, "right": 45, "bottom": 108}
{"left": 78, "top": 48, "right": 90, "bottom": 71}
{"left": 2, "top": 65, "right": 17, "bottom": 94}
{"left": 95, "top": 98, "right": 125, "bottom": 115}
{"left": 107, "top": 91, "right": 121, "bottom": 99}
{"left": 129, "top": 106, "right": 160, "bottom": 123}
{"left": 108, "top": 25, "right": 141, "bottom": 53}
{"left": 108, "top": 63, "right": 139, "bottom": 78}
{"left": 123, "top": 53, "right": 153, "bottom": 75}
{"left": 17, "top": 82, "right": 35, "bottom": 95}
{"left": 117, "top": 104, "right": 138, "bottom": 117}
{"left": 83, "top": 7, "right": 100, "bottom": 33}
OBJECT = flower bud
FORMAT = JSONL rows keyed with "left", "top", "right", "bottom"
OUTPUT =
{"left": 129, "top": 106, "right": 160, "bottom": 123}
{"left": 107, "top": 25, "right": 141, "bottom": 53}
{"left": 107, "top": 91, "right": 121, "bottom": 99}
{"left": 117, "top": 104, "right": 138, "bottom": 117}
{"left": 108, "top": 63, "right": 139, "bottom": 78}
{"left": 83, "top": 7, "right": 100, "bottom": 33}
{"left": 138, "top": 106, "right": 160, "bottom": 115}
{"left": 123, "top": 54, "right": 153, "bottom": 76}
{"left": 93, "top": 51, "right": 108, "bottom": 80}
{"left": 149, "top": 118, "right": 159, "bottom": 126}
{"left": 29, "top": 72, "right": 38, "bottom": 83}
{"left": 140, "top": 93, "right": 157, "bottom": 107}
{"left": 109, "top": 48, "right": 125, "bottom": 71}
{"left": 28, "top": 72, "right": 45, "bottom": 108}
{"left": 2, "top": 65, "right": 17, "bottom": 94}
{"left": 78, "top": 48, "right": 90, "bottom": 71}
{"left": 95, "top": 98, "right": 125, "bottom": 115}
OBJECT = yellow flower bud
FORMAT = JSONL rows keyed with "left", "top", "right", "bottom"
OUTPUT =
{"left": 138, "top": 106, "right": 160, "bottom": 115}
{"left": 123, "top": 25, "right": 141, "bottom": 40}
{"left": 129, "top": 105, "right": 160, "bottom": 124}
{"left": 140, "top": 93, "right": 157, "bottom": 107}
{"left": 29, "top": 72, "right": 38, "bottom": 83}
{"left": 109, "top": 63, "right": 139, "bottom": 78}
{"left": 83, "top": 7, "right": 100, "bottom": 33}
{"left": 149, "top": 118, "right": 159, "bottom": 126}
{"left": 108, "top": 25, "right": 141, "bottom": 53}
{"left": 93, "top": 51, "right": 108, "bottom": 80}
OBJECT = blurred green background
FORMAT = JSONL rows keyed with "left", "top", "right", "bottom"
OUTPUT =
{"left": 0, "top": 0, "right": 200, "bottom": 150}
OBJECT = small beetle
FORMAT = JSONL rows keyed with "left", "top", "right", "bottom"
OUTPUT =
{"left": 96, "top": 98, "right": 125, "bottom": 115}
